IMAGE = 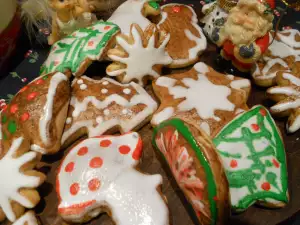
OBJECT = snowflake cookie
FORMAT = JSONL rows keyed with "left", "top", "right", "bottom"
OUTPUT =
{"left": 62, "top": 76, "right": 157, "bottom": 147}
{"left": 106, "top": 23, "right": 172, "bottom": 86}
{"left": 1, "top": 72, "right": 70, "bottom": 155}
{"left": 57, "top": 132, "right": 170, "bottom": 224}
{"left": 156, "top": 4, "right": 207, "bottom": 68}
{"left": 151, "top": 62, "right": 251, "bottom": 137}
{"left": 0, "top": 137, "right": 45, "bottom": 222}
{"left": 153, "top": 118, "right": 229, "bottom": 225}
{"left": 213, "top": 105, "right": 289, "bottom": 211}
{"left": 267, "top": 72, "right": 300, "bottom": 133}
{"left": 40, "top": 21, "right": 120, "bottom": 77}
{"left": 11, "top": 211, "right": 39, "bottom": 225}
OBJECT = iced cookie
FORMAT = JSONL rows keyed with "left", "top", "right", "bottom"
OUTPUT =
{"left": 267, "top": 72, "right": 300, "bottom": 133}
{"left": 151, "top": 62, "right": 250, "bottom": 137}
{"left": 40, "top": 21, "right": 120, "bottom": 77}
{"left": 62, "top": 76, "right": 157, "bottom": 147}
{"left": 153, "top": 118, "right": 229, "bottom": 225}
{"left": 108, "top": 0, "right": 161, "bottom": 35}
{"left": 11, "top": 211, "right": 39, "bottom": 225}
{"left": 0, "top": 137, "right": 46, "bottom": 222}
{"left": 252, "top": 29, "right": 300, "bottom": 87}
{"left": 107, "top": 23, "right": 172, "bottom": 86}
{"left": 156, "top": 4, "right": 207, "bottom": 68}
{"left": 57, "top": 132, "right": 170, "bottom": 224}
{"left": 213, "top": 105, "right": 289, "bottom": 211}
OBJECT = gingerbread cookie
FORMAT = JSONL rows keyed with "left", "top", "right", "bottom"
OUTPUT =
{"left": 40, "top": 21, "right": 120, "bottom": 77}
{"left": 153, "top": 118, "right": 229, "bottom": 225}
{"left": 213, "top": 105, "right": 289, "bottom": 211}
{"left": 151, "top": 62, "right": 250, "bottom": 137}
{"left": 156, "top": 4, "right": 207, "bottom": 68}
{"left": 107, "top": 0, "right": 161, "bottom": 35}
{"left": 267, "top": 72, "right": 300, "bottom": 133}
{"left": 62, "top": 76, "right": 158, "bottom": 147}
{"left": 11, "top": 211, "right": 39, "bottom": 225}
{"left": 1, "top": 72, "right": 70, "bottom": 154}
{"left": 57, "top": 132, "right": 170, "bottom": 224}
{"left": 107, "top": 23, "right": 172, "bottom": 86}
{"left": 0, "top": 137, "right": 46, "bottom": 222}
{"left": 252, "top": 29, "right": 300, "bottom": 87}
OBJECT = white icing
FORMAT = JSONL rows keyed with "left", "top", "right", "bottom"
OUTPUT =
{"left": 230, "top": 79, "right": 250, "bottom": 90}
{"left": 0, "top": 138, "right": 40, "bottom": 222}
{"left": 80, "top": 84, "right": 87, "bottom": 90}
{"left": 226, "top": 74, "right": 234, "bottom": 80}
{"left": 268, "top": 86, "right": 300, "bottom": 96}
{"left": 277, "top": 29, "right": 300, "bottom": 49}
{"left": 39, "top": 72, "right": 68, "bottom": 147}
{"left": 77, "top": 79, "right": 83, "bottom": 84}
{"left": 123, "top": 88, "right": 131, "bottom": 94}
{"left": 199, "top": 122, "right": 211, "bottom": 135}
{"left": 30, "top": 144, "right": 46, "bottom": 154}
{"left": 58, "top": 133, "right": 169, "bottom": 224}
{"left": 104, "top": 109, "right": 110, "bottom": 116}
{"left": 151, "top": 107, "right": 174, "bottom": 125}
{"left": 271, "top": 99, "right": 300, "bottom": 112}
{"left": 102, "top": 81, "right": 109, "bottom": 85}
{"left": 288, "top": 115, "right": 300, "bottom": 133}
{"left": 96, "top": 116, "right": 103, "bottom": 124}
{"left": 101, "top": 89, "right": 108, "bottom": 94}
{"left": 122, "top": 109, "right": 128, "bottom": 115}
{"left": 66, "top": 117, "right": 72, "bottom": 124}
{"left": 282, "top": 73, "right": 300, "bottom": 86}
{"left": 155, "top": 77, "right": 177, "bottom": 88}
{"left": 12, "top": 211, "right": 38, "bottom": 225}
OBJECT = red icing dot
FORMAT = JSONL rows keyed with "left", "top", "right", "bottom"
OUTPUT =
{"left": 90, "top": 157, "right": 103, "bottom": 168}
{"left": 10, "top": 104, "right": 18, "bottom": 114}
{"left": 172, "top": 6, "right": 181, "bottom": 13}
{"left": 65, "top": 162, "right": 75, "bottom": 172}
{"left": 260, "top": 108, "right": 267, "bottom": 116}
{"left": 261, "top": 182, "right": 271, "bottom": 191}
{"left": 272, "top": 159, "right": 280, "bottom": 168}
{"left": 119, "top": 145, "right": 131, "bottom": 155}
{"left": 213, "top": 196, "right": 219, "bottom": 201}
{"left": 104, "top": 26, "right": 111, "bottom": 30}
{"left": 20, "top": 112, "right": 30, "bottom": 122}
{"left": 2, "top": 105, "right": 7, "bottom": 112}
{"left": 88, "top": 41, "right": 94, "bottom": 46}
{"left": 251, "top": 124, "right": 260, "bottom": 131}
{"left": 27, "top": 92, "right": 38, "bottom": 101}
{"left": 88, "top": 178, "right": 101, "bottom": 191}
{"left": 77, "top": 146, "right": 88, "bottom": 156}
{"left": 100, "top": 139, "right": 111, "bottom": 147}
{"left": 19, "top": 86, "right": 28, "bottom": 93}
{"left": 70, "top": 183, "right": 80, "bottom": 195}
{"left": 35, "top": 79, "right": 44, "bottom": 85}
{"left": 54, "top": 61, "right": 59, "bottom": 66}
{"left": 230, "top": 159, "right": 238, "bottom": 168}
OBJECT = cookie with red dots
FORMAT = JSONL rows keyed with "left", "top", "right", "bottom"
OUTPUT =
{"left": 213, "top": 105, "right": 289, "bottom": 211}
{"left": 57, "top": 132, "right": 170, "bottom": 224}
{"left": 1, "top": 72, "right": 71, "bottom": 155}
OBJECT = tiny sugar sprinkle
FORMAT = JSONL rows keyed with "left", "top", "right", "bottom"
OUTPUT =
{"left": 80, "top": 84, "right": 87, "bottom": 90}
{"left": 102, "top": 81, "right": 109, "bottom": 85}
{"left": 123, "top": 88, "right": 131, "bottom": 94}
{"left": 77, "top": 79, "right": 83, "bottom": 84}
{"left": 104, "top": 109, "right": 110, "bottom": 116}
{"left": 66, "top": 117, "right": 72, "bottom": 124}
{"left": 101, "top": 89, "right": 108, "bottom": 94}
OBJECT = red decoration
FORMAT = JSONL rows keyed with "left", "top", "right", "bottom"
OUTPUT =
{"left": 10, "top": 104, "right": 18, "bottom": 114}
{"left": 27, "top": 92, "right": 38, "bottom": 101}
{"left": 88, "top": 41, "right": 94, "bottom": 46}
{"left": 172, "top": 6, "right": 181, "bottom": 13}
{"left": 259, "top": 108, "right": 267, "bottom": 116}
{"left": 20, "top": 112, "right": 30, "bottom": 122}
{"left": 251, "top": 124, "right": 260, "bottom": 131}
{"left": 132, "top": 138, "right": 143, "bottom": 160}
{"left": 119, "top": 145, "right": 131, "bottom": 155}
{"left": 104, "top": 26, "right": 111, "bottom": 30}
{"left": 272, "top": 159, "right": 280, "bottom": 168}
{"left": 100, "top": 139, "right": 112, "bottom": 147}
{"left": 88, "top": 178, "right": 101, "bottom": 191}
{"left": 70, "top": 183, "right": 80, "bottom": 195}
{"left": 213, "top": 196, "right": 219, "bottom": 201}
{"left": 261, "top": 182, "right": 271, "bottom": 191}
{"left": 77, "top": 146, "right": 88, "bottom": 156}
{"left": 35, "top": 79, "right": 44, "bottom": 85}
{"left": 230, "top": 159, "right": 238, "bottom": 168}
{"left": 89, "top": 157, "right": 103, "bottom": 168}
{"left": 65, "top": 162, "right": 75, "bottom": 173}
{"left": 19, "top": 86, "right": 28, "bottom": 93}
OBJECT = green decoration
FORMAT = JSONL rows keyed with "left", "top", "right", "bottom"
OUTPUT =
{"left": 2, "top": 115, "right": 7, "bottom": 124}
{"left": 7, "top": 120, "right": 17, "bottom": 134}
{"left": 148, "top": 1, "right": 160, "bottom": 10}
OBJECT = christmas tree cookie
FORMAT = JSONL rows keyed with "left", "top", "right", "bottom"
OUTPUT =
{"left": 213, "top": 105, "right": 289, "bottom": 211}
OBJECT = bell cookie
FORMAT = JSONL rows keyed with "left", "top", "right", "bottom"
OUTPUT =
{"left": 153, "top": 118, "right": 229, "bottom": 225}
{"left": 57, "top": 132, "right": 170, "bottom": 224}
{"left": 40, "top": 21, "right": 120, "bottom": 77}
{"left": 1, "top": 72, "right": 70, "bottom": 155}
{"left": 106, "top": 23, "right": 172, "bottom": 86}
{"left": 151, "top": 62, "right": 250, "bottom": 137}
{"left": 62, "top": 76, "right": 158, "bottom": 147}
{"left": 108, "top": 0, "right": 161, "bottom": 35}
{"left": 267, "top": 72, "right": 300, "bottom": 133}
{"left": 156, "top": 4, "right": 207, "bottom": 68}
{"left": 11, "top": 211, "right": 39, "bottom": 225}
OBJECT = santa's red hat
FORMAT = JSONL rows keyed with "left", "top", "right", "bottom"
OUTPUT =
{"left": 259, "top": 0, "right": 275, "bottom": 9}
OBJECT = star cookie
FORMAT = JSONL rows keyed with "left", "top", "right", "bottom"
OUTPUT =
{"left": 11, "top": 211, "right": 39, "bottom": 225}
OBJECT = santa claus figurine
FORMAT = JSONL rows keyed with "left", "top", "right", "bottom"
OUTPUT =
{"left": 213, "top": 0, "right": 275, "bottom": 72}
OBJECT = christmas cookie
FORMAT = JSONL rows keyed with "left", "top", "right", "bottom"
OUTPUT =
{"left": 11, "top": 211, "right": 39, "bottom": 225}
{"left": 252, "top": 29, "right": 300, "bottom": 87}
{"left": 62, "top": 76, "right": 158, "bottom": 147}
{"left": 213, "top": 105, "right": 289, "bottom": 211}
{"left": 151, "top": 62, "right": 250, "bottom": 137}
{"left": 153, "top": 118, "right": 229, "bottom": 225}
{"left": 267, "top": 72, "right": 300, "bottom": 133}
{"left": 40, "top": 21, "right": 120, "bottom": 77}
{"left": 107, "top": 0, "right": 161, "bottom": 35}
{"left": 57, "top": 132, "right": 170, "bottom": 224}
{"left": 0, "top": 137, "right": 46, "bottom": 222}
{"left": 156, "top": 4, "right": 207, "bottom": 68}
{"left": 107, "top": 23, "right": 172, "bottom": 86}
{"left": 1, "top": 72, "right": 70, "bottom": 154}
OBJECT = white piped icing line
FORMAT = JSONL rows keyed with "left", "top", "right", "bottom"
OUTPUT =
{"left": 57, "top": 133, "right": 169, "bottom": 225}
{"left": 12, "top": 211, "right": 38, "bottom": 225}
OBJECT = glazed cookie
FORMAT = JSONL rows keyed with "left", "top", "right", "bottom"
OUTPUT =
{"left": 252, "top": 29, "right": 300, "bottom": 87}
{"left": 0, "top": 137, "right": 46, "bottom": 222}
{"left": 267, "top": 72, "right": 300, "bottom": 133}
{"left": 11, "top": 211, "right": 39, "bottom": 225}
{"left": 107, "top": 0, "right": 161, "bottom": 35}
{"left": 156, "top": 4, "right": 207, "bottom": 68}
{"left": 153, "top": 118, "right": 229, "bottom": 225}
{"left": 62, "top": 76, "right": 157, "bottom": 147}
{"left": 213, "top": 105, "right": 289, "bottom": 211}
{"left": 40, "top": 21, "right": 120, "bottom": 77}
{"left": 1, "top": 72, "right": 70, "bottom": 155}
{"left": 107, "top": 23, "right": 172, "bottom": 86}
{"left": 57, "top": 132, "right": 170, "bottom": 224}
{"left": 151, "top": 62, "right": 250, "bottom": 137}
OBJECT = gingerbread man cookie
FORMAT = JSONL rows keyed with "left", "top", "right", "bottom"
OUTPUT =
{"left": 213, "top": 105, "right": 289, "bottom": 211}
{"left": 40, "top": 21, "right": 120, "bottom": 77}
{"left": 57, "top": 132, "right": 170, "bottom": 224}
{"left": 1, "top": 72, "right": 70, "bottom": 155}
{"left": 107, "top": 23, "right": 172, "bottom": 86}
{"left": 11, "top": 211, "right": 39, "bottom": 225}
{"left": 62, "top": 76, "right": 158, "bottom": 147}
{"left": 156, "top": 4, "right": 207, "bottom": 68}
{"left": 151, "top": 62, "right": 250, "bottom": 137}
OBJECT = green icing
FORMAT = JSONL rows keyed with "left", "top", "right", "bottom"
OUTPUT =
{"left": 213, "top": 105, "right": 288, "bottom": 211}
{"left": 42, "top": 75, "right": 49, "bottom": 80}
{"left": 2, "top": 115, "right": 7, "bottom": 124}
{"left": 152, "top": 118, "right": 218, "bottom": 225}
{"left": 7, "top": 120, "right": 17, "bottom": 134}
{"left": 148, "top": 1, "right": 160, "bottom": 10}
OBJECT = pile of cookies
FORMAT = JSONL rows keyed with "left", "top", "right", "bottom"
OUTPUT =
{"left": 0, "top": 0, "right": 297, "bottom": 224}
